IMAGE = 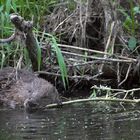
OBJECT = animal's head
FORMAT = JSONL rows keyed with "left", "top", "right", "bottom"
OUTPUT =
{"left": 24, "top": 98, "right": 39, "bottom": 112}
{"left": 23, "top": 85, "right": 62, "bottom": 112}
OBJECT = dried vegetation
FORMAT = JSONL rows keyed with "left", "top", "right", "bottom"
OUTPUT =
{"left": 1, "top": 0, "right": 140, "bottom": 100}
{"left": 40, "top": 0, "right": 140, "bottom": 99}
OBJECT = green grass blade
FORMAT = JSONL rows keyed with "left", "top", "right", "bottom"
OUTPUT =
{"left": 52, "top": 37, "right": 68, "bottom": 88}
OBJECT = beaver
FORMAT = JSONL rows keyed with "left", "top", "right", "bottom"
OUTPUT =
{"left": 0, "top": 67, "right": 62, "bottom": 111}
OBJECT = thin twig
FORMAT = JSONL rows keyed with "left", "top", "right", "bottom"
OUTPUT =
{"left": 61, "top": 51, "right": 136, "bottom": 63}
{"left": 54, "top": 13, "right": 74, "bottom": 32}
{"left": 42, "top": 43, "right": 136, "bottom": 61}
{"left": 92, "top": 85, "right": 140, "bottom": 93}
{"left": 104, "top": 21, "right": 115, "bottom": 55}
{"left": 92, "top": 85, "right": 140, "bottom": 98}
{"left": 36, "top": 71, "right": 101, "bottom": 80}
{"left": 118, "top": 63, "right": 132, "bottom": 86}
{"left": 46, "top": 97, "right": 140, "bottom": 108}
{"left": 58, "top": 43, "right": 110, "bottom": 55}
{"left": 117, "top": 62, "right": 120, "bottom": 84}
{"left": 67, "top": 60, "right": 110, "bottom": 67}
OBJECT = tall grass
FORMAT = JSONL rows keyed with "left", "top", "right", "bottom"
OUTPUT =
{"left": 0, "top": 0, "right": 68, "bottom": 88}
{"left": 39, "top": 32, "right": 69, "bottom": 88}
{"left": 51, "top": 35, "right": 69, "bottom": 88}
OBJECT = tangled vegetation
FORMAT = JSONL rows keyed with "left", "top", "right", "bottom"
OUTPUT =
{"left": 1, "top": 0, "right": 140, "bottom": 103}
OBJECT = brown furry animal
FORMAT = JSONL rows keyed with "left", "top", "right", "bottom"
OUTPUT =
{"left": 0, "top": 67, "right": 61, "bottom": 110}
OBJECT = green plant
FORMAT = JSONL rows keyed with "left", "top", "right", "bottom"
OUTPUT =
{"left": 89, "top": 89, "right": 97, "bottom": 98}
{"left": 34, "top": 30, "right": 69, "bottom": 88}
{"left": 0, "top": 0, "right": 69, "bottom": 88}
{"left": 118, "top": 1, "right": 140, "bottom": 35}
{"left": 50, "top": 34, "right": 69, "bottom": 89}
{"left": 0, "top": 0, "right": 63, "bottom": 34}
{"left": 118, "top": 0, "right": 140, "bottom": 51}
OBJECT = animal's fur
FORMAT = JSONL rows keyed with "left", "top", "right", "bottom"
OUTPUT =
{"left": 0, "top": 67, "right": 61, "bottom": 110}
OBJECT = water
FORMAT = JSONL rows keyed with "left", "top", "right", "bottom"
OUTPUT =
{"left": 0, "top": 102, "right": 140, "bottom": 140}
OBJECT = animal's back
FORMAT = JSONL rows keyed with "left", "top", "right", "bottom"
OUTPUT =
{"left": 0, "top": 67, "right": 61, "bottom": 109}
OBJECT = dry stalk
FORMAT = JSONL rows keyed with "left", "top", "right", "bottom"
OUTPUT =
{"left": 117, "top": 62, "right": 121, "bottom": 84}
{"left": 118, "top": 63, "right": 132, "bottom": 86}
{"left": 57, "top": 44, "right": 137, "bottom": 61}
{"left": 46, "top": 97, "right": 140, "bottom": 109}
{"left": 99, "top": 0, "right": 120, "bottom": 74}
{"left": 54, "top": 13, "right": 74, "bottom": 32}
{"left": 61, "top": 50, "right": 136, "bottom": 63}
{"left": 92, "top": 85, "right": 140, "bottom": 98}
{"left": 36, "top": 71, "right": 101, "bottom": 80}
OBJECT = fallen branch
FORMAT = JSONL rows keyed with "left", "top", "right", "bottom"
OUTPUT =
{"left": 58, "top": 44, "right": 136, "bottom": 61}
{"left": 37, "top": 71, "right": 102, "bottom": 80}
{"left": 61, "top": 50, "right": 136, "bottom": 63}
{"left": 58, "top": 43, "right": 109, "bottom": 55}
{"left": 46, "top": 97, "right": 140, "bottom": 109}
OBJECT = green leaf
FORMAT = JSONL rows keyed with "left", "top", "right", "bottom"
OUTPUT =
{"left": 0, "top": 5, "right": 4, "bottom": 12}
{"left": 89, "top": 89, "right": 97, "bottom": 98}
{"left": 128, "top": 37, "right": 137, "bottom": 50}
{"left": 6, "top": 0, "right": 12, "bottom": 14}
{"left": 133, "top": 6, "right": 140, "bottom": 14}
{"left": 51, "top": 37, "right": 69, "bottom": 89}
{"left": 123, "top": 16, "right": 132, "bottom": 31}
{"left": 43, "top": 33, "right": 69, "bottom": 89}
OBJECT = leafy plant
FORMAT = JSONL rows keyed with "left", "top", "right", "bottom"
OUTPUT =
{"left": 118, "top": 1, "right": 140, "bottom": 35}
{"left": 0, "top": 0, "right": 69, "bottom": 88}
{"left": 128, "top": 36, "right": 137, "bottom": 51}
{"left": 118, "top": 0, "right": 140, "bottom": 51}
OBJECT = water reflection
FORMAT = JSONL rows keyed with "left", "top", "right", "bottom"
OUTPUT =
{"left": 0, "top": 103, "right": 140, "bottom": 140}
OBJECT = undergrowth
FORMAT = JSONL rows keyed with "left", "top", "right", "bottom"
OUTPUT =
{"left": 0, "top": 0, "right": 70, "bottom": 88}
{"left": 118, "top": 0, "right": 140, "bottom": 51}
{"left": 0, "top": 0, "right": 140, "bottom": 90}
